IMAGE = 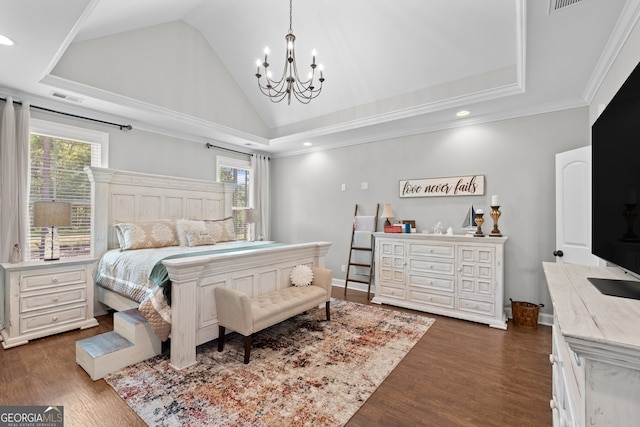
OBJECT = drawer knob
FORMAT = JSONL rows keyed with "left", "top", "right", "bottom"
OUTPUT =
{"left": 52, "top": 316, "right": 58, "bottom": 322}
{"left": 52, "top": 296, "right": 59, "bottom": 302}
{"left": 549, "top": 398, "right": 557, "bottom": 410}
{"left": 549, "top": 354, "right": 557, "bottom": 365}
{"left": 52, "top": 277, "right": 59, "bottom": 283}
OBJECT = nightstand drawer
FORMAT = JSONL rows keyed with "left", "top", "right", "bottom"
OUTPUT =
{"left": 19, "top": 266, "right": 87, "bottom": 292}
{"left": 20, "top": 287, "right": 86, "bottom": 313}
{"left": 20, "top": 305, "right": 87, "bottom": 334}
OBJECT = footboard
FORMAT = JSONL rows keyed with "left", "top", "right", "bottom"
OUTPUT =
{"left": 163, "top": 241, "right": 331, "bottom": 370}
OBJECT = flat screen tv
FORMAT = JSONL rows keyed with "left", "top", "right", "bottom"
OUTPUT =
{"left": 591, "top": 60, "right": 640, "bottom": 300}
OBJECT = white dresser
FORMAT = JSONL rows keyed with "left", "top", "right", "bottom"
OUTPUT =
{"left": 543, "top": 262, "right": 640, "bottom": 426}
{"left": 372, "top": 233, "right": 508, "bottom": 329}
{"left": 1, "top": 257, "right": 98, "bottom": 349}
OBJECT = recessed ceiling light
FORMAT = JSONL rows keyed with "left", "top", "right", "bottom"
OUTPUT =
{"left": 456, "top": 110, "right": 470, "bottom": 117}
{"left": 303, "top": 142, "right": 312, "bottom": 146}
{"left": 0, "top": 34, "right": 15, "bottom": 46}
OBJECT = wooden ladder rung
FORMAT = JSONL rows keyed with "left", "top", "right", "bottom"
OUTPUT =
{"left": 349, "top": 262, "right": 371, "bottom": 268}
{"left": 346, "top": 278, "right": 371, "bottom": 284}
{"left": 350, "top": 246, "right": 372, "bottom": 251}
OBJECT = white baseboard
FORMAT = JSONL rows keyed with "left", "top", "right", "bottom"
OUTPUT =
{"left": 334, "top": 279, "right": 372, "bottom": 295}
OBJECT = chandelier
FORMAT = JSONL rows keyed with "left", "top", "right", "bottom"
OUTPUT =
{"left": 255, "top": 0, "right": 324, "bottom": 105}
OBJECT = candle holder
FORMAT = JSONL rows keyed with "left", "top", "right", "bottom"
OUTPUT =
{"left": 489, "top": 206, "right": 502, "bottom": 237}
{"left": 474, "top": 213, "right": 485, "bottom": 237}
{"left": 622, "top": 203, "right": 638, "bottom": 241}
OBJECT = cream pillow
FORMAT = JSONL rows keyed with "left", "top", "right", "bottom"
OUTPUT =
{"left": 204, "top": 217, "right": 237, "bottom": 243}
{"left": 114, "top": 220, "right": 179, "bottom": 250}
{"left": 176, "top": 219, "right": 206, "bottom": 246}
{"left": 290, "top": 265, "right": 314, "bottom": 287}
{"left": 184, "top": 229, "right": 216, "bottom": 247}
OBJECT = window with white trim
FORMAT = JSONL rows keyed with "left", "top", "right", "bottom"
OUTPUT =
{"left": 29, "top": 119, "right": 108, "bottom": 260}
{"left": 217, "top": 156, "right": 251, "bottom": 240}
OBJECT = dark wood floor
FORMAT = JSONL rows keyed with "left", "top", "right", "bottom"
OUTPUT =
{"left": 0, "top": 288, "right": 552, "bottom": 427}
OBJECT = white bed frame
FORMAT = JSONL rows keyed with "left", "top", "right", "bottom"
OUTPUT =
{"left": 86, "top": 167, "right": 331, "bottom": 370}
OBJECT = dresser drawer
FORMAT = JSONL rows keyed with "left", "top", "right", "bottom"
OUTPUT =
{"left": 20, "top": 305, "right": 87, "bottom": 334}
{"left": 409, "top": 258, "right": 454, "bottom": 276}
{"left": 19, "top": 266, "right": 87, "bottom": 292}
{"left": 457, "top": 297, "right": 494, "bottom": 315}
{"left": 378, "top": 284, "right": 406, "bottom": 300}
{"left": 409, "top": 288, "right": 454, "bottom": 308}
{"left": 409, "top": 242, "right": 455, "bottom": 258}
{"left": 409, "top": 273, "right": 455, "bottom": 292}
{"left": 20, "top": 287, "right": 87, "bottom": 313}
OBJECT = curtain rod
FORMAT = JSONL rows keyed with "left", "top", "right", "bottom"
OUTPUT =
{"left": 205, "top": 142, "right": 269, "bottom": 159}
{"left": 0, "top": 96, "right": 132, "bottom": 131}
{"left": 1, "top": 96, "right": 270, "bottom": 158}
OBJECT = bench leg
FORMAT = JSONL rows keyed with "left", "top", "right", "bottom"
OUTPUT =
{"left": 244, "top": 335, "right": 252, "bottom": 364}
{"left": 326, "top": 301, "right": 331, "bottom": 321}
{"left": 218, "top": 325, "right": 225, "bottom": 352}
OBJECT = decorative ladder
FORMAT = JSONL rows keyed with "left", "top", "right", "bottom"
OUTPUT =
{"left": 75, "top": 309, "right": 162, "bottom": 380}
{"left": 344, "top": 203, "right": 379, "bottom": 300}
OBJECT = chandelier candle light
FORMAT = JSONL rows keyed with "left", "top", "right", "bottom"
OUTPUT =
{"left": 255, "top": 0, "right": 324, "bottom": 104}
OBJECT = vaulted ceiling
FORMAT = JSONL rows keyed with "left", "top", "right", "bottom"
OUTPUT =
{"left": 0, "top": 0, "right": 637, "bottom": 156}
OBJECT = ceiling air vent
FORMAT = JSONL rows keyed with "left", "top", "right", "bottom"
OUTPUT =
{"left": 549, "top": 0, "right": 590, "bottom": 14}
{"left": 50, "top": 91, "right": 83, "bottom": 103}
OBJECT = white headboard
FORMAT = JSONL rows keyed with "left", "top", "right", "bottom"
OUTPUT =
{"left": 85, "top": 167, "right": 235, "bottom": 256}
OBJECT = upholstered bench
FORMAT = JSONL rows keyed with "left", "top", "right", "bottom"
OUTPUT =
{"left": 214, "top": 267, "right": 332, "bottom": 363}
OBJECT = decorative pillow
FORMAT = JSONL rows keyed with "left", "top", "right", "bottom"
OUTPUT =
{"left": 114, "top": 220, "right": 179, "bottom": 250}
{"left": 176, "top": 219, "right": 206, "bottom": 246}
{"left": 204, "top": 217, "right": 237, "bottom": 243}
{"left": 184, "top": 229, "right": 216, "bottom": 247}
{"left": 290, "top": 264, "right": 314, "bottom": 287}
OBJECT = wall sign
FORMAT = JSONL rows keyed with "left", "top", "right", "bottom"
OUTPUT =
{"left": 399, "top": 175, "right": 485, "bottom": 198}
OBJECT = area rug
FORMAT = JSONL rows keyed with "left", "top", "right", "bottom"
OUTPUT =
{"left": 104, "top": 299, "right": 434, "bottom": 426}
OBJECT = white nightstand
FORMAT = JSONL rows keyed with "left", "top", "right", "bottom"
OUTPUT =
{"left": 1, "top": 257, "right": 99, "bottom": 349}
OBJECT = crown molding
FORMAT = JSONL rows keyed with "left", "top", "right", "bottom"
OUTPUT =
{"left": 583, "top": 0, "right": 640, "bottom": 104}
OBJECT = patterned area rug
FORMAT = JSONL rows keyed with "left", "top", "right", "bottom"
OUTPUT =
{"left": 105, "top": 299, "right": 434, "bottom": 426}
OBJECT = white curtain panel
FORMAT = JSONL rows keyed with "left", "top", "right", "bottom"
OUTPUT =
{"left": 251, "top": 154, "right": 270, "bottom": 241}
{"left": 0, "top": 97, "right": 31, "bottom": 262}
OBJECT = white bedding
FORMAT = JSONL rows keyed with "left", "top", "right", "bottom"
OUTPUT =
{"left": 96, "top": 241, "right": 270, "bottom": 303}
{"left": 96, "top": 240, "right": 278, "bottom": 339}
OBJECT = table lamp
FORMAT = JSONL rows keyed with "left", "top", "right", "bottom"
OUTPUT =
{"left": 245, "top": 208, "right": 257, "bottom": 242}
{"left": 382, "top": 204, "right": 395, "bottom": 226}
{"left": 34, "top": 201, "right": 71, "bottom": 261}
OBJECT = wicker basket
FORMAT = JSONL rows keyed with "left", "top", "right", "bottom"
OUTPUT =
{"left": 510, "top": 298, "right": 544, "bottom": 328}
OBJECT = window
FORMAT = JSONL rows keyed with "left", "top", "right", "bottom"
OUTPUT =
{"left": 217, "top": 156, "right": 251, "bottom": 240}
{"left": 29, "top": 120, "right": 108, "bottom": 260}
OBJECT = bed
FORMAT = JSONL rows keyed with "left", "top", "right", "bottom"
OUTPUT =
{"left": 86, "top": 167, "right": 331, "bottom": 370}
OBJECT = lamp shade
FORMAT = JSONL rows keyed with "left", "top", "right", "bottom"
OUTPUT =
{"left": 245, "top": 208, "right": 258, "bottom": 224}
{"left": 33, "top": 201, "right": 72, "bottom": 227}
{"left": 381, "top": 204, "right": 395, "bottom": 219}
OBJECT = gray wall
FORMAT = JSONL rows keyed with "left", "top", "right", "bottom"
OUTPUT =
{"left": 271, "top": 107, "right": 590, "bottom": 313}
{"left": 30, "top": 109, "right": 250, "bottom": 182}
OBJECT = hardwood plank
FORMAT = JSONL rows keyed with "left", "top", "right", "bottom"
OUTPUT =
{"left": 0, "top": 290, "right": 551, "bottom": 426}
